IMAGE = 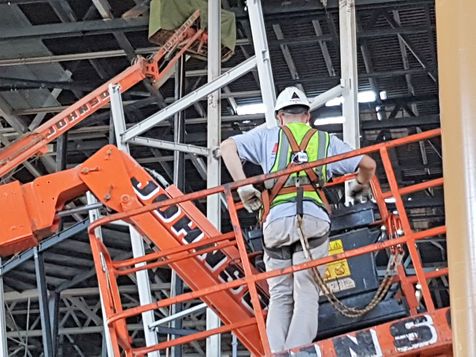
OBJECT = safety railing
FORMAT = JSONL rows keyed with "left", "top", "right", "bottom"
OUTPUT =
{"left": 87, "top": 128, "right": 446, "bottom": 356}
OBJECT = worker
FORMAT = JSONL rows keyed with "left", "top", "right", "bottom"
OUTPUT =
{"left": 220, "top": 86, "right": 376, "bottom": 352}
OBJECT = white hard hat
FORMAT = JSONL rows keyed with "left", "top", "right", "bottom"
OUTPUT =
{"left": 274, "top": 86, "right": 311, "bottom": 113}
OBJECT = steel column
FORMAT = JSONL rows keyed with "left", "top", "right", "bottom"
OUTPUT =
{"left": 86, "top": 193, "right": 116, "bottom": 357}
{"left": 174, "top": 55, "right": 186, "bottom": 191}
{"left": 109, "top": 84, "right": 160, "bottom": 357}
{"left": 339, "top": 0, "right": 360, "bottom": 148}
{"left": 48, "top": 292, "right": 60, "bottom": 355}
{"left": 206, "top": 1, "right": 222, "bottom": 355}
{"left": 247, "top": 0, "right": 277, "bottom": 127}
{"left": 436, "top": 1, "right": 476, "bottom": 356}
{"left": 34, "top": 249, "right": 54, "bottom": 357}
{"left": 171, "top": 55, "right": 186, "bottom": 357}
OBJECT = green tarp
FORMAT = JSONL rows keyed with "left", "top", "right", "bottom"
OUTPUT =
{"left": 149, "top": 0, "right": 236, "bottom": 53}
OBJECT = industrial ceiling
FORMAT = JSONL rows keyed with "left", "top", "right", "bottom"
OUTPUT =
{"left": 0, "top": 0, "right": 444, "bottom": 355}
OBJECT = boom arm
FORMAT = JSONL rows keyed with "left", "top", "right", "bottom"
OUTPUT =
{"left": 0, "top": 144, "right": 268, "bottom": 355}
{"left": 0, "top": 10, "right": 204, "bottom": 178}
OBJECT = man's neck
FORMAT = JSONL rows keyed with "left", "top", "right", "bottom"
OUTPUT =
{"left": 283, "top": 118, "right": 308, "bottom": 125}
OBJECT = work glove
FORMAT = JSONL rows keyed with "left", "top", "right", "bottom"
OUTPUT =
{"left": 348, "top": 179, "right": 371, "bottom": 202}
{"left": 237, "top": 184, "right": 262, "bottom": 213}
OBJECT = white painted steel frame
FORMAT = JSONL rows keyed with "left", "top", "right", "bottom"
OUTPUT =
{"left": 206, "top": 1, "right": 223, "bottom": 355}
{"left": 247, "top": 0, "right": 277, "bottom": 127}
{"left": 339, "top": 0, "right": 360, "bottom": 148}
{"left": 86, "top": 191, "right": 116, "bottom": 357}
{"left": 122, "top": 56, "right": 257, "bottom": 142}
{"left": 109, "top": 84, "right": 160, "bottom": 357}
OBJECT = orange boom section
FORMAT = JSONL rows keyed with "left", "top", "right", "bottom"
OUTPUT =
{"left": 0, "top": 145, "right": 269, "bottom": 355}
{"left": 0, "top": 10, "right": 206, "bottom": 178}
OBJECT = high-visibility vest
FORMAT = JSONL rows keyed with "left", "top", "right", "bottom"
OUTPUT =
{"left": 269, "top": 122, "right": 331, "bottom": 210}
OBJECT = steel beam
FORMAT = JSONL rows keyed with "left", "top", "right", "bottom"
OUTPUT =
{"left": 150, "top": 303, "right": 207, "bottom": 330}
{"left": 122, "top": 56, "right": 257, "bottom": 142}
{"left": 309, "top": 84, "right": 343, "bottom": 111}
{"left": 0, "top": 17, "right": 148, "bottom": 40}
{"left": 382, "top": 11, "right": 437, "bottom": 83}
{"left": 312, "top": 19, "right": 336, "bottom": 77}
{"left": 272, "top": 24, "right": 300, "bottom": 81}
{"left": 436, "top": 1, "right": 476, "bottom": 356}
{"left": 128, "top": 137, "right": 209, "bottom": 156}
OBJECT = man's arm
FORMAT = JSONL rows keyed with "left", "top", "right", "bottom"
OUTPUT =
{"left": 356, "top": 155, "right": 376, "bottom": 184}
{"left": 348, "top": 155, "right": 376, "bottom": 201}
{"left": 220, "top": 138, "right": 247, "bottom": 181}
{"left": 220, "top": 138, "right": 262, "bottom": 212}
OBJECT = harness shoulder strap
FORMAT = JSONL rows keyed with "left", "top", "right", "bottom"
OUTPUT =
{"left": 280, "top": 125, "right": 319, "bottom": 182}
{"left": 280, "top": 126, "right": 317, "bottom": 153}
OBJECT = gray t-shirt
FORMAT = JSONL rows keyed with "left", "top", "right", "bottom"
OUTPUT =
{"left": 232, "top": 125, "right": 362, "bottom": 226}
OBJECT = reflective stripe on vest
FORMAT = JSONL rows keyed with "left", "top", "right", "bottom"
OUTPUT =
{"left": 269, "top": 123, "right": 330, "bottom": 208}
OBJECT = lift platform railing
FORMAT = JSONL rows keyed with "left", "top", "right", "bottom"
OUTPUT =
{"left": 87, "top": 128, "right": 447, "bottom": 356}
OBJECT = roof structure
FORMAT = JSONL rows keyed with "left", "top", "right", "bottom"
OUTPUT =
{"left": 0, "top": 0, "right": 444, "bottom": 355}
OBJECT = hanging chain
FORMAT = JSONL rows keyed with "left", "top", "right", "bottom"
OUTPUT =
{"left": 296, "top": 216, "right": 404, "bottom": 318}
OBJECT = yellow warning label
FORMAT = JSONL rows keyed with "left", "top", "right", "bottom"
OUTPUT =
{"left": 324, "top": 239, "right": 351, "bottom": 281}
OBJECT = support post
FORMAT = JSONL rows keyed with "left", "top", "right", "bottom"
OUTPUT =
{"left": 339, "top": 0, "right": 360, "bottom": 148}
{"left": 206, "top": 1, "right": 222, "bottom": 355}
{"left": 34, "top": 249, "right": 54, "bottom": 357}
{"left": 86, "top": 192, "right": 115, "bottom": 357}
{"left": 247, "top": 0, "right": 277, "bottom": 127}
{"left": 109, "top": 84, "right": 160, "bottom": 357}
{"left": 436, "top": 1, "right": 476, "bottom": 356}
{"left": 0, "top": 260, "right": 8, "bottom": 357}
{"left": 48, "top": 292, "right": 60, "bottom": 355}
{"left": 171, "top": 56, "right": 185, "bottom": 357}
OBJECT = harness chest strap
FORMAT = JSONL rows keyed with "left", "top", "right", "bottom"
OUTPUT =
{"left": 261, "top": 126, "right": 321, "bottom": 222}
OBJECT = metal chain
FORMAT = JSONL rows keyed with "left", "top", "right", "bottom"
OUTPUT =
{"left": 296, "top": 216, "right": 403, "bottom": 318}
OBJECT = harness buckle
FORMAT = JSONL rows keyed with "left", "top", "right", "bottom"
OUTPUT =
{"left": 291, "top": 151, "right": 309, "bottom": 164}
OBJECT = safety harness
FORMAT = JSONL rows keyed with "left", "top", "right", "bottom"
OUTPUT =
{"left": 261, "top": 123, "right": 403, "bottom": 319}
{"left": 261, "top": 124, "right": 330, "bottom": 223}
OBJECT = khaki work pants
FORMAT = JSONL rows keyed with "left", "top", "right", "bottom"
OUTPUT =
{"left": 263, "top": 215, "right": 330, "bottom": 353}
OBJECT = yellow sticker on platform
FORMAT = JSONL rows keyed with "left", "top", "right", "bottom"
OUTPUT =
{"left": 324, "top": 239, "right": 351, "bottom": 280}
